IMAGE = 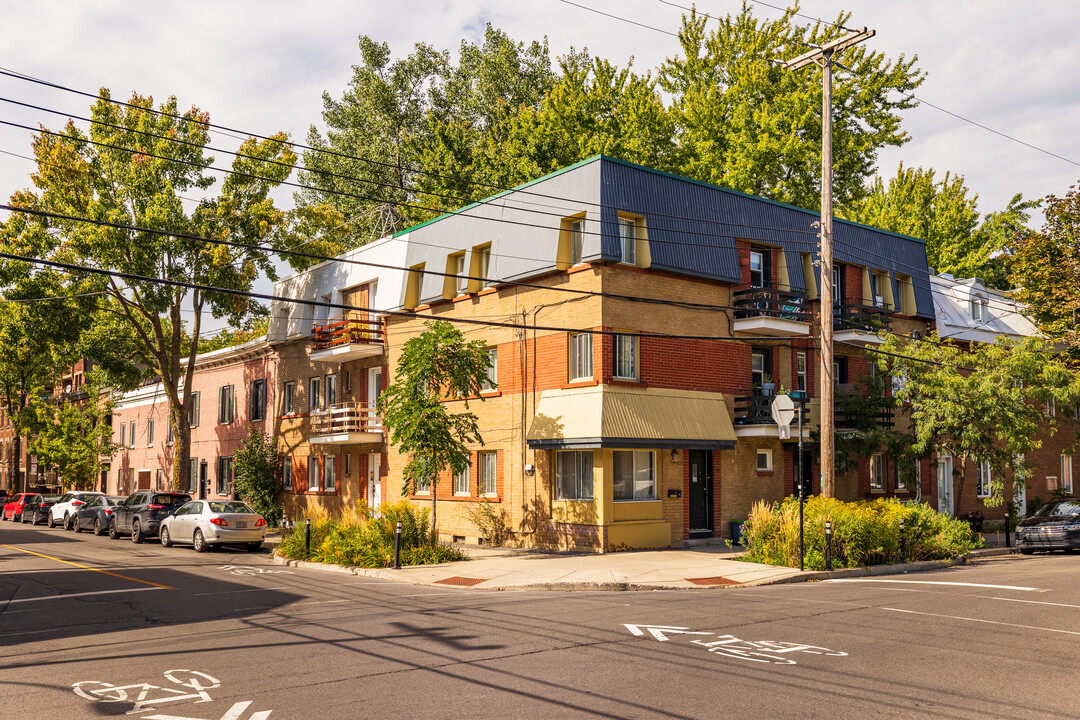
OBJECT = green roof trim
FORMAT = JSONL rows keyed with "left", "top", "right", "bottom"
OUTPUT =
{"left": 393, "top": 153, "right": 925, "bottom": 246}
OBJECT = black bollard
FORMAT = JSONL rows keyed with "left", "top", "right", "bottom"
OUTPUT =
{"left": 304, "top": 519, "right": 311, "bottom": 560}
{"left": 899, "top": 517, "right": 906, "bottom": 563}
{"left": 1005, "top": 509, "right": 1012, "bottom": 548}
{"left": 824, "top": 520, "right": 833, "bottom": 571}
{"left": 392, "top": 520, "right": 402, "bottom": 569}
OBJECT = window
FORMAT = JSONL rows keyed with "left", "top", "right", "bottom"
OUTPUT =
{"left": 613, "top": 334, "right": 638, "bottom": 380}
{"left": 283, "top": 459, "right": 293, "bottom": 491}
{"left": 147, "top": 418, "right": 154, "bottom": 447}
{"left": 344, "top": 372, "right": 351, "bottom": 393}
{"left": 416, "top": 473, "right": 431, "bottom": 495}
{"left": 797, "top": 352, "right": 807, "bottom": 393}
{"left": 970, "top": 297, "right": 988, "bottom": 322}
{"left": 283, "top": 381, "right": 295, "bottom": 415}
{"left": 870, "top": 454, "right": 885, "bottom": 491}
{"left": 344, "top": 453, "right": 351, "bottom": 476}
{"left": 751, "top": 350, "right": 772, "bottom": 388}
{"left": 756, "top": 449, "right": 773, "bottom": 472}
{"left": 156, "top": 469, "right": 164, "bottom": 491}
{"left": 324, "top": 456, "right": 336, "bottom": 492}
{"left": 617, "top": 216, "right": 637, "bottom": 264}
{"left": 189, "top": 457, "right": 198, "bottom": 494}
{"left": 834, "top": 356, "right": 849, "bottom": 384}
{"left": 310, "top": 377, "right": 322, "bottom": 412}
{"left": 749, "top": 249, "right": 766, "bottom": 288}
{"left": 250, "top": 379, "right": 267, "bottom": 421}
{"left": 477, "top": 246, "right": 492, "bottom": 288}
{"left": 218, "top": 385, "right": 234, "bottom": 424}
{"left": 325, "top": 374, "right": 337, "bottom": 407}
{"left": 216, "top": 456, "right": 233, "bottom": 496}
{"left": 166, "top": 416, "right": 174, "bottom": 446}
{"left": 454, "top": 252, "right": 467, "bottom": 295}
{"left": 480, "top": 452, "right": 497, "bottom": 496}
{"left": 1062, "top": 454, "right": 1074, "bottom": 494}
{"left": 481, "top": 348, "right": 498, "bottom": 391}
{"left": 977, "top": 461, "right": 992, "bottom": 498}
{"left": 613, "top": 450, "right": 656, "bottom": 500}
{"left": 454, "top": 461, "right": 470, "bottom": 496}
{"left": 569, "top": 332, "right": 593, "bottom": 381}
{"left": 894, "top": 458, "right": 908, "bottom": 493}
{"left": 556, "top": 450, "right": 593, "bottom": 500}
{"left": 570, "top": 219, "right": 584, "bottom": 265}
{"left": 189, "top": 391, "right": 200, "bottom": 428}
{"left": 129, "top": 420, "right": 136, "bottom": 448}
{"left": 1045, "top": 397, "right": 1056, "bottom": 418}
{"left": 119, "top": 422, "right": 126, "bottom": 448}
{"left": 308, "top": 457, "right": 319, "bottom": 491}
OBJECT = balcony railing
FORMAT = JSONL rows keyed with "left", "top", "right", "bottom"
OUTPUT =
{"left": 310, "top": 402, "right": 382, "bottom": 436}
{"left": 833, "top": 383, "right": 895, "bottom": 429}
{"left": 833, "top": 303, "right": 892, "bottom": 333}
{"left": 733, "top": 392, "right": 811, "bottom": 426}
{"left": 311, "top": 314, "right": 384, "bottom": 352}
{"left": 733, "top": 286, "right": 811, "bottom": 324}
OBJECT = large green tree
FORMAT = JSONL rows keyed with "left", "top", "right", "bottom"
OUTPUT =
{"left": 1, "top": 89, "right": 296, "bottom": 492}
{"left": 28, "top": 375, "right": 117, "bottom": 491}
{"left": 379, "top": 320, "right": 492, "bottom": 536}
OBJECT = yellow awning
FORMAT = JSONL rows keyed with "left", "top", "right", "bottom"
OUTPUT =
{"left": 526, "top": 385, "right": 736, "bottom": 449}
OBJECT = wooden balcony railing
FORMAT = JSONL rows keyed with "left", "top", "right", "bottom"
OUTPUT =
{"left": 311, "top": 314, "right": 384, "bottom": 352}
{"left": 310, "top": 402, "right": 382, "bottom": 435}
{"left": 733, "top": 286, "right": 811, "bottom": 324}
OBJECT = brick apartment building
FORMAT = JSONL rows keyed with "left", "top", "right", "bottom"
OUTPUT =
{"left": 272, "top": 155, "right": 940, "bottom": 551}
{"left": 107, "top": 339, "right": 275, "bottom": 498}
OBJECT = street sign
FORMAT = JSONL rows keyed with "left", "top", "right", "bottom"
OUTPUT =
{"left": 770, "top": 394, "right": 795, "bottom": 429}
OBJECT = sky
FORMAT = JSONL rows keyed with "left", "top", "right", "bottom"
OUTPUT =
{"left": 2, "top": 0, "right": 1079, "bottom": 327}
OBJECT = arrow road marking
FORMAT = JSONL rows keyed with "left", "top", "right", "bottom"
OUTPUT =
{"left": 144, "top": 700, "right": 271, "bottom": 720}
{"left": 624, "top": 624, "right": 714, "bottom": 641}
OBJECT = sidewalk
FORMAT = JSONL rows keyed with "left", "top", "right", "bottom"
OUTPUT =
{"left": 267, "top": 535, "right": 1015, "bottom": 591}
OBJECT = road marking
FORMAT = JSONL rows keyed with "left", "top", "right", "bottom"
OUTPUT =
{"left": 144, "top": 700, "right": 272, "bottom": 720}
{"left": 193, "top": 587, "right": 289, "bottom": 596}
{"left": 0, "top": 544, "right": 176, "bottom": 589}
{"left": 624, "top": 624, "right": 717, "bottom": 641}
{"left": 825, "top": 579, "right": 1038, "bottom": 591}
{"left": 0, "top": 587, "right": 164, "bottom": 608}
{"left": 881, "top": 607, "right": 1080, "bottom": 636}
{"left": 987, "top": 596, "right": 1080, "bottom": 610}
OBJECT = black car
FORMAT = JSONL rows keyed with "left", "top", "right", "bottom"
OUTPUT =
{"left": 74, "top": 495, "right": 127, "bottom": 536}
{"left": 110, "top": 491, "right": 192, "bottom": 543}
{"left": 1015, "top": 498, "right": 1080, "bottom": 554}
{"left": 20, "top": 494, "right": 61, "bottom": 525}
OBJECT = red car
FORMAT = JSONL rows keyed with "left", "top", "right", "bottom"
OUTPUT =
{"left": 3, "top": 493, "right": 36, "bottom": 522}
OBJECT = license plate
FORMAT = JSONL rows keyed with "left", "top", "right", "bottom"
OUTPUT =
{"left": 235, "top": 521, "right": 247, "bottom": 528}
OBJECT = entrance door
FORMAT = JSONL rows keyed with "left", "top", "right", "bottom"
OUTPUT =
{"left": 367, "top": 453, "right": 382, "bottom": 510}
{"left": 199, "top": 461, "right": 208, "bottom": 500}
{"left": 937, "top": 455, "right": 953, "bottom": 516}
{"left": 688, "top": 450, "right": 713, "bottom": 539}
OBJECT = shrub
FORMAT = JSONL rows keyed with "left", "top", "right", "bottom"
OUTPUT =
{"left": 462, "top": 500, "right": 510, "bottom": 546}
{"left": 740, "top": 496, "right": 980, "bottom": 570}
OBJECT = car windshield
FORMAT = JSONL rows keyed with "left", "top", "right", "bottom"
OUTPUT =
{"left": 208, "top": 502, "right": 255, "bottom": 514}
{"left": 43, "top": 495, "right": 60, "bottom": 502}
{"left": 105, "top": 496, "right": 126, "bottom": 505}
{"left": 153, "top": 494, "right": 191, "bottom": 506}
{"left": 1034, "top": 501, "right": 1080, "bottom": 518}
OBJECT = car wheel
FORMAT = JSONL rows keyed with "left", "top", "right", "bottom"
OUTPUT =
{"left": 160, "top": 526, "right": 172, "bottom": 548}
{"left": 1020, "top": 548, "right": 1035, "bottom": 555}
{"left": 246, "top": 542, "right": 263, "bottom": 552}
{"left": 193, "top": 529, "right": 208, "bottom": 553}
{"left": 132, "top": 521, "right": 144, "bottom": 544}
{"left": 47, "top": 514, "right": 56, "bottom": 528}
{"left": 73, "top": 516, "right": 83, "bottom": 533}
{"left": 19, "top": 512, "right": 27, "bottom": 524}
{"left": 33, "top": 511, "right": 41, "bottom": 525}
{"left": 108, "top": 521, "right": 119, "bottom": 540}
{"left": 94, "top": 518, "right": 104, "bottom": 536}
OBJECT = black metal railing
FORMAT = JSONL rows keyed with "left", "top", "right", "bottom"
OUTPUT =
{"left": 733, "top": 286, "right": 811, "bottom": 323}
{"left": 733, "top": 392, "right": 812, "bottom": 426}
{"left": 833, "top": 383, "right": 895, "bottom": 429}
{"left": 833, "top": 302, "right": 892, "bottom": 333}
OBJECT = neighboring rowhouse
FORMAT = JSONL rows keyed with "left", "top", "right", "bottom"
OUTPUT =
{"left": 273, "top": 155, "right": 938, "bottom": 552}
{"left": 107, "top": 339, "right": 274, "bottom": 498}
{"left": 928, "top": 273, "right": 1078, "bottom": 520}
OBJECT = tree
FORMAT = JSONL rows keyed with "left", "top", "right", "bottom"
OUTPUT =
{"left": 1008, "top": 182, "right": 1080, "bottom": 347}
{"left": 1, "top": 89, "right": 296, "bottom": 493}
{"left": 842, "top": 163, "right": 1037, "bottom": 288}
{"left": 379, "top": 320, "right": 492, "bottom": 536}
{"left": 660, "top": 4, "right": 924, "bottom": 210}
{"left": 880, "top": 334, "right": 1079, "bottom": 512}
{"left": 28, "top": 376, "right": 117, "bottom": 490}
{"left": 232, "top": 426, "right": 283, "bottom": 527}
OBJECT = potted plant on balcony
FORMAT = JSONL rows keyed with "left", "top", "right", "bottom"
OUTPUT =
{"left": 760, "top": 373, "right": 775, "bottom": 396}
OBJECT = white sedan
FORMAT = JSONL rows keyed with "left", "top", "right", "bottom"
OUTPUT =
{"left": 159, "top": 500, "right": 266, "bottom": 553}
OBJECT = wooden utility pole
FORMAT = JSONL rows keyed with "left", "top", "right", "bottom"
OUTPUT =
{"left": 785, "top": 27, "right": 875, "bottom": 498}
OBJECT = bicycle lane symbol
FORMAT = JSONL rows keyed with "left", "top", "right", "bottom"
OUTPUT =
{"left": 72, "top": 669, "right": 272, "bottom": 717}
{"left": 623, "top": 624, "right": 848, "bottom": 666}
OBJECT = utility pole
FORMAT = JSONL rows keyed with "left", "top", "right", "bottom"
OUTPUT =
{"left": 785, "top": 27, "right": 875, "bottom": 498}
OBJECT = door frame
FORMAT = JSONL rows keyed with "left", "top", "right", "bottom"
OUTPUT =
{"left": 687, "top": 449, "right": 714, "bottom": 539}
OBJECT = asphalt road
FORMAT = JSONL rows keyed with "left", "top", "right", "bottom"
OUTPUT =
{"left": 2, "top": 519, "right": 1078, "bottom": 720}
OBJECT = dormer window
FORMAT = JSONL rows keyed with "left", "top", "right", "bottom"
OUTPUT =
{"left": 970, "top": 297, "right": 988, "bottom": 323}
{"left": 618, "top": 217, "right": 636, "bottom": 264}
{"left": 749, "top": 249, "right": 767, "bottom": 288}
{"left": 570, "top": 220, "right": 583, "bottom": 265}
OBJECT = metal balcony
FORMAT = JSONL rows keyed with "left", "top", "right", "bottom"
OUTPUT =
{"left": 733, "top": 286, "right": 812, "bottom": 337}
{"left": 310, "top": 402, "right": 383, "bottom": 445}
{"left": 833, "top": 303, "right": 892, "bottom": 345}
{"left": 733, "top": 392, "right": 811, "bottom": 438}
{"left": 310, "top": 315, "right": 384, "bottom": 362}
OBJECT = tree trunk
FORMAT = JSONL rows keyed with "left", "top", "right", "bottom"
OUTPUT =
{"left": 13, "top": 434, "right": 22, "bottom": 493}
{"left": 954, "top": 457, "right": 969, "bottom": 519}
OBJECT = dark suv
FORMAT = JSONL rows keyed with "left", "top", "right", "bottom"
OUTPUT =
{"left": 110, "top": 491, "right": 192, "bottom": 543}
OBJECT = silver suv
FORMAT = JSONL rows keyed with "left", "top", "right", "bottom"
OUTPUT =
{"left": 49, "top": 491, "right": 105, "bottom": 530}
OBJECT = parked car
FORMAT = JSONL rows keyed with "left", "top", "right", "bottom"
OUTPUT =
{"left": 74, "top": 495, "right": 127, "bottom": 535}
{"left": 48, "top": 490, "right": 105, "bottom": 530}
{"left": 21, "top": 495, "right": 61, "bottom": 525}
{"left": 110, "top": 491, "right": 192, "bottom": 543}
{"left": 0, "top": 488, "right": 9, "bottom": 503}
{"left": 3, "top": 493, "right": 36, "bottom": 522}
{"left": 1015, "top": 498, "right": 1080, "bottom": 554}
{"left": 160, "top": 500, "right": 266, "bottom": 553}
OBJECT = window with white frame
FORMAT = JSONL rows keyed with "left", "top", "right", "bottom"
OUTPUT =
{"left": 325, "top": 374, "right": 337, "bottom": 408}
{"left": 618, "top": 217, "right": 636, "bottom": 264}
{"left": 454, "top": 460, "right": 470, "bottom": 496}
{"left": 797, "top": 352, "right": 807, "bottom": 393}
{"left": 283, "top": 459, "right": 293, "bottom": 491}
{"left": 324, "top": 456, "right": 336, "bottom": 492}
{"left": 189, "top": 457, "right": 198, "bottom": 494}
{"left": 569, "top": 332, "right": 593, "bottom": 381}
{"left": 166, "top": 416, "right": 173, "bottom": 446}
{"left": 613, "top": 450, "right": 656, "bottom": 501}
{"left": 308, "top": 457, "right": 319, "bottom": 491}
{"left": 156, "top": 469, "right": 164, "bottom": 491}
{"left": 147, "top": 418, "right": 154, "bottom": 447}
{"left": 756, "top": 449, "right": 772, "bottom": 472}
{"left": 556, "top": 450, "right": 593, "bottom": 500}
{"left": 310, "top": 377, "right": 322, "bottom": 412}
{"left": 569, "top": 219, "right": 584, "bottom": 265}
{"left": 977, "top": 461, "right": 992, "bottom": 498}
{"left": 749, "top": 249, "right": 765, "bottom": 288}
{"left": 129, "top": 420, "right": 136, "bottom": 448}
{"left": 1046, "top": 397, "right": 1056, "bottom": 417}
{"left": 119, "top": 422, "right": 126, "bottom": 448}
{"left": 283, "top": 381, "right": 295, "bottom": 414}
{"left": 482, "top": 348, "right": 498, "bottom": 391}
{"left": 1062, "top": 454, "right": 1074, "bottom": 493}
{"left": 477, "top": 246, "right": 492, "bottom": 288}
{"left": 613, "top": 333, "right": 638, "bottom": 380}
{"left": 893, "top": 457, "right": 908, "bottom": 492}
{"left": 218, "top": 385, "right": 234, "bottom": 424}
{"left": 416, "top": 473, "right": 431, "bottom": 494}
{"left": 189, "top": 391, "right": 200, "bottom": 427}
{"left": 870, "top": 454, "right": 885, "bottom": 491}
{"left": 454, "top": 252, "right": 467, "bottom": 295}
{"left": 480, "top": 452, "right": 497, "bottom": 495}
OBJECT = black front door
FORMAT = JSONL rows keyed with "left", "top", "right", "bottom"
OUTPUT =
{"left": 688, "top": 450, "right": 713, "bottom": 539}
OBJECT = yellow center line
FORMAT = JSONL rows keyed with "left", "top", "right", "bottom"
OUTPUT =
{"left": 0, "top": 544, "right": 176, "bottom": 590}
